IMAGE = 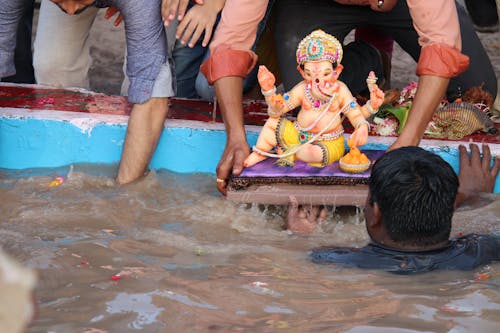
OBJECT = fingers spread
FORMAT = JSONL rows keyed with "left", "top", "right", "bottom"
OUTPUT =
{"left": 458, "top": 144, "right": 470, "bottom": 168}
{"left": 469, "top": 143, "right": 481, "bottom": 167}
{"left": 481, "top": 144, "right": 492, "bottom": 173}
{"left": 491, "top": 156, "right": 500, "bottom": 179}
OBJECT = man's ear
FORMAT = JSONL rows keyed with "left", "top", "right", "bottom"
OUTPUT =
{"left": 367, "top": 202, "right": 382, "bottom": 228}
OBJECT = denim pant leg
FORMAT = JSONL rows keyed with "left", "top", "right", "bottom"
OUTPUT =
{"left": 194, "top": 50, "right": 260, "bottom": 101}
{"left": 193, "top": 0, "right": 275, "bottom": 100}
{"left": 173, "top": 40, "right": 208, "bottom": 99}
{"left": 1, "top": 0, "right": 35, "bottom": 84}
{"left": 194, "top": 51, "right": 215, "bottom": 100}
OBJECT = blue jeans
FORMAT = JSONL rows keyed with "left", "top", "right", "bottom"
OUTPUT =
{"left": 173, "top": 0, "right": 275, "bottom": 100}
{"left": 1, "top": 0, "right": 35, "bottom": 84}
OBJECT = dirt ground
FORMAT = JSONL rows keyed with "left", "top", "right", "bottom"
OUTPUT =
{"left": 32, "top": 4, "right": 500, "bottom": 103}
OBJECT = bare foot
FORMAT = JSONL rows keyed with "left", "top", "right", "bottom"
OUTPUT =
{"left": 286, "top": 196, "right": 326, "bottom": 235}
{"left": 243, "top": 152, "right": 267, "bottom": 167}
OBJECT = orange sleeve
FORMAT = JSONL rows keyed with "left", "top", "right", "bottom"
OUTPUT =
{"left": 416, "top": 44, "right": 469, "bottom": 78}
{"left": 407, "top": 0, "right": 470, "bottom": 77}
{"left": 200, "top": 45, "right": 257, "bottom": 84}
{"left": 200, "top": 0, "right": 267, "bottom": 83}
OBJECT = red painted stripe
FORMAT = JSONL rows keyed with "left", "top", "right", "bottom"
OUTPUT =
{"left": 1, "top": 85, "right": 498, "bottom": 143}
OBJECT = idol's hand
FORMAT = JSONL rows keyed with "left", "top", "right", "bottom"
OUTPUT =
{"left": 349, "top": 124, "right": 369, "bottom": 148}
{"left": 258, "top": 65, "right": 276, "bottom": 92}
{"left": 369, "top": 84, "right": 385, "bottom": 110}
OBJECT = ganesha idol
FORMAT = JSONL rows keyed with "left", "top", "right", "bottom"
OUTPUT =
{"left": 243, "top": 29, "right": 385, "bottom": 172}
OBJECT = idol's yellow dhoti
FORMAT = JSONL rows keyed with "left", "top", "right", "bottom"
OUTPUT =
{"left": 276, "top": 118, "right": 345, "bottom": 167}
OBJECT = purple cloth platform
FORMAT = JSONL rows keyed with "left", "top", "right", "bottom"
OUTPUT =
{"left": 228, "top": 150, "right": 386, "bottom": 191}
{"left": 240, "top": 150, "right": 385, "bottom": 179}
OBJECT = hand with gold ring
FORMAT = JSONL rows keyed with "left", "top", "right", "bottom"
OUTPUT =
{"left": 216, "top": 178, "right": 226, "bottom": 184}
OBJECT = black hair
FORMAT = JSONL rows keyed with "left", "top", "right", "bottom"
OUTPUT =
{"left": 369, "top": 147, "right": 458, "bottom": 247}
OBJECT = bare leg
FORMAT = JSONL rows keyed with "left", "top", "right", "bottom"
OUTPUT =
{"left": 244, "top": 117, "right": 279, "bottom": 167}
{"left": 117, "top": 97, "right": 169, "bottom": 184}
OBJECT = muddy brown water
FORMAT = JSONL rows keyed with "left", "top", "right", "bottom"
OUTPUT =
{"left": 0, "top": 165, "right": 499, "bottom": 332}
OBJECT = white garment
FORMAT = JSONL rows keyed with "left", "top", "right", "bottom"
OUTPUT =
{"left": 34, "top": 0, "right": 174, "bottom": 100}
{"left": 34, "top": 0, "right": 99, "bottom": 89}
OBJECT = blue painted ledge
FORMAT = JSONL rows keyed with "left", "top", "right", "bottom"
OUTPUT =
{"left": 1, "top": 107, "right": 499, "bottom": 192}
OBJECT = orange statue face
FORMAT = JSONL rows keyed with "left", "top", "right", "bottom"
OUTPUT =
{"left": 298, "top": 60, "right": 344, "bottom": 100}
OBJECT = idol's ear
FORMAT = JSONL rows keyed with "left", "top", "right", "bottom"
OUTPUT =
{"left": 297, "top": 65, "right": 305, "bottom": 79}
{"left": 335, "top": 64, "right": 344, "bottom": 76}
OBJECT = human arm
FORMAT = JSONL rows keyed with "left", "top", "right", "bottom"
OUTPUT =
{"left": 390, "top": 0, "right": 469, "bottom": 150}
{"left": 0, "top": 0, "right": 24, "bottom": 78}
{"left": 176, "top": 0, "right": 225, "bottom": 47}
{"left": 162, "top": 0, "right": 204, "bottom": 26}
{"left": 455, "top": 143, "right": 500, "bottom": 208}
{"left": 200, "top": 0, "right": 268, "bottom": 194}
{"left": 213, "top": 77, "right": 250, "bottom": 195}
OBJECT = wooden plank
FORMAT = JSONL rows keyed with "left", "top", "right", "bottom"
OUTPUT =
{"left": 227, "top": 184, "right": 368, "bottom": 206}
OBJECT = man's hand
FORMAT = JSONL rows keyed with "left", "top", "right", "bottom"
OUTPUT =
{"left": 216, "top": 138, "right": 250, "bottom": 195}
{"left": 162, "top": 0, "right": 204, "bottom": 27}
{"left": 105, "top": 7, "right": 123, "bottom": 27}
{"left": 176, "top": 0, "right": 224, "bottom": 48}
{"left": 456, "top": 143, "right": 500, "bottom": 207}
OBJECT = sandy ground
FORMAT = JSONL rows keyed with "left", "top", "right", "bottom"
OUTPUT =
{"left": 32, "top": 5, "right": 500, "bottom": 100}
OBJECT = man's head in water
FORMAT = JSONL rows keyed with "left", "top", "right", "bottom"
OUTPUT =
{"left": 364, "top": 146, "right": 459, "bottom": 251}
{"left": 50, "top": 0, "right": 96, "bottom": 15}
